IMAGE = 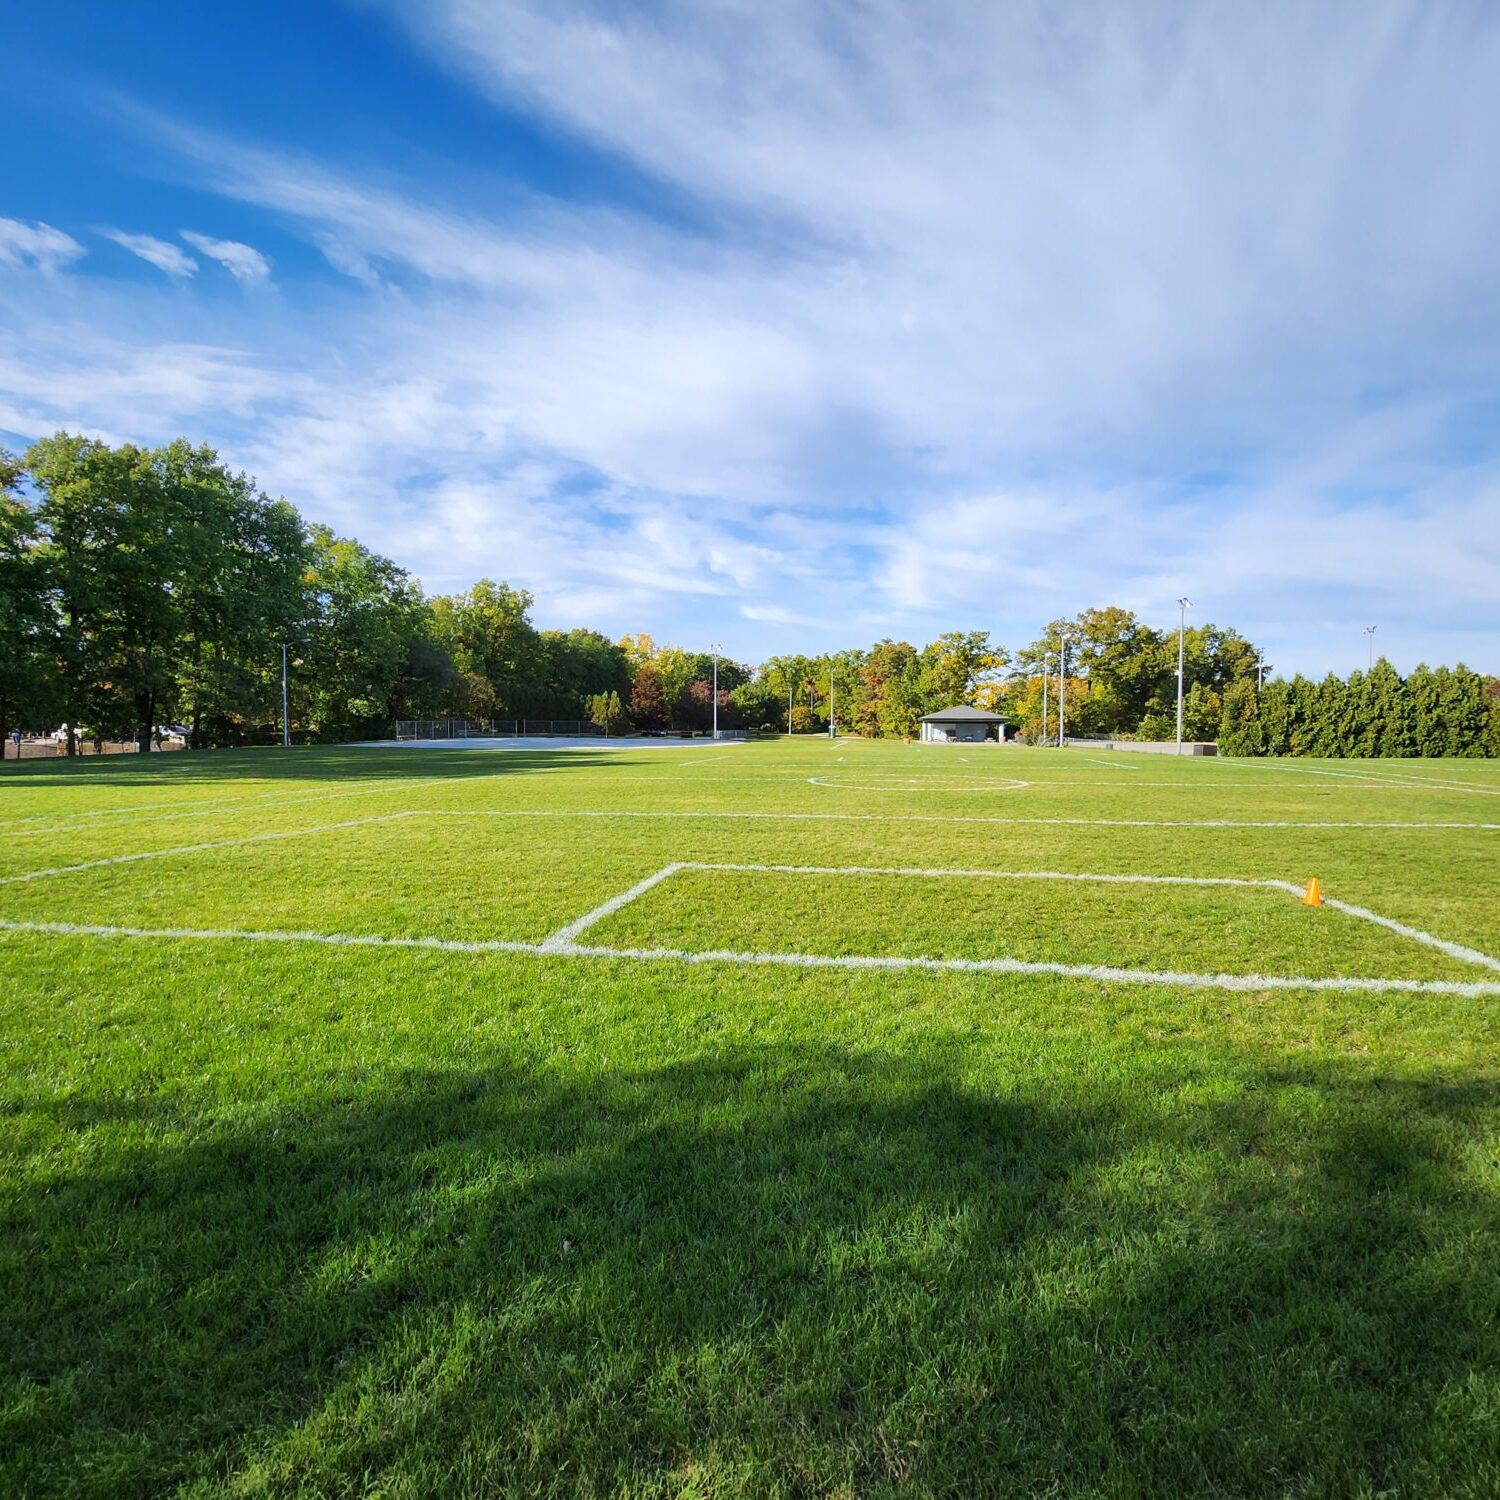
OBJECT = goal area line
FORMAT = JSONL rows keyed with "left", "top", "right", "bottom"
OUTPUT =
{"left": 4, "top": 858, "right": 1498, "bottom": 999}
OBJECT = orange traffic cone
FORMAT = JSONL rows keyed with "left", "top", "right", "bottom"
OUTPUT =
{"left": 1302, "top": 878, "right": 1323, "bottom": 908}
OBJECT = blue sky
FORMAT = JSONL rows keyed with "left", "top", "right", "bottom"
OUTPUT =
{"left": 4, "top": 0, "right": 1499, "bottom": 676}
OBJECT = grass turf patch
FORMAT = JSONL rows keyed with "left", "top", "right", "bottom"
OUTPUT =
{"left": 2, "top": 741, "right": 1499, "bottom": 1496}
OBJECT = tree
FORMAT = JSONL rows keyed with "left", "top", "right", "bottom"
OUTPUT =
{"left": 26, "top": 433, "right": 178, "bottom": 753}
{"left": 586, "top": 690, "right": 630, "bottom": 735}
{"left": 298, "top": 527, "right": 425, "bottom": 739}
{"left": 1217, "top": 678, "right": 1262, "bottom": 756}
{"left": 430, "top": 580, "right": 543, "bottom": 714}
{"left": 629, "top": 664, "right": 669, "bottom": 730}
{"left": 0, "top": 450, "right": 59, "bottom": 751}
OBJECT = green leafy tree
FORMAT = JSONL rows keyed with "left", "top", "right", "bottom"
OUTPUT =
{"left": 1217, "top": 678, "right": 1263, "bottom": 756}
{"left": 299, "top": 527, "right": 426, "bottom": 739}
{"left": 0, "top": 450, "right": 60, "bottom": 750}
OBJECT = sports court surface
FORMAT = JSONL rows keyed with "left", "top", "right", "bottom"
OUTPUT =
{"left": 4, "top": 739, "right": 1499, "bottom": 1493}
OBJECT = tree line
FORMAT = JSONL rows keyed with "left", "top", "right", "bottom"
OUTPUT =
{"left": 3, "top": 434, "right": 1495, "bottom": 755}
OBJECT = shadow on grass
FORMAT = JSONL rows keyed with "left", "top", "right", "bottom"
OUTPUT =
{"left": 0, "top": 745, "right": 626, "bottom": 793}
{"left": 4, "top": 1047, "right": 1497, "bottom": 1495}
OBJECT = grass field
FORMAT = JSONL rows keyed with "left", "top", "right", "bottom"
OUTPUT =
{"left": 3, "top": 738, "right": 1499, "bottom": 1497}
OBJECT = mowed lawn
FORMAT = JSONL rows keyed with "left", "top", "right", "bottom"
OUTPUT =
{"left": 2, "top": 740, "right": 1499, "bottom": 1497}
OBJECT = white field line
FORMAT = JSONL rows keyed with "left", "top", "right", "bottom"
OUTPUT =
{"left": 0, "top": 813, "right": 414, "bottom": 886}
{"left": 2, "top": 785, "right": 399, "bottom": 839}
{"left": 1319, "top": 766, "right": 1500, "bottom": 795}
{"left": 432, "top": 809, "right": 1500, "bottom": 831}
{"left": 807, "top": 775, "right": 1030, "bottom": 792}
{"left": 0, "top": 769, "right": 519, "bottom": 834}
{"left": 683, "top": 861, "right": 1301, "bottom": 893}
{"left": 4, "top": 805, "right": 1497, "bottom": 890}
{"left": 1232, "top": 760, "right": 1500, "bottom": 796}
{"left": 3, "top": 917, "right": 1497, "bottom": 999}
{"left": 558, "top": 942, "right": 1500, "bottom": 998}
{"left": 540, "top": 863, "right": 686, "bottom": 948}
{"left": 1086, "top": 757, "right": 1141, "bottom": 770}
{"left": 1321, "top": 897, "right": 1500, "bottom": 975}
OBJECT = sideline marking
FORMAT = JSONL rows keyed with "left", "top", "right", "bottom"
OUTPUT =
{"left": 0, "top": 814, "right": 411, "bottom": 886}
{"left": 808, "top": 774, "right": 1030, "bottom": 793}
{"left": 5, "top": 807, "right": 1498, "bottom": 890}
{"left": 1086, "top": 757, "right": 1140, "bottom": 770}
{"left": 1233, "top": 760, "right": 1500, "bottom": 797}
{"left": 1, "top": 916, "right": 1496, "bottom": 999}
{"left": 445, "top": 809, "right": 1500, "bottom": 831}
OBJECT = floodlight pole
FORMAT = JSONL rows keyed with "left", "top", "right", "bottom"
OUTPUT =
{"left": 1041, "top": 652, "right": 1050, "bottom": 744}
{"left": 1057, "top": 638, "right": 1068, "bottom": 748}
{"left": 788, "top": 668, "right": 794, "bottom": 736}
{"left": 1256, "top": 651, "right": 1268, "bottom": 690}
{"left": 1364, "top": 625, "right": 1376, "bottom": 672}
{"left": 1175, "top": 597, "right": 1192, "bottom": 754}
{"left": 710, "top": 643, "right": 720, "bottom": 740}
{"left": 829, "top": 664, "right": 836, "bottom": 739}
{"left": 281, "top": 642, "right": 290, "bottom": 749}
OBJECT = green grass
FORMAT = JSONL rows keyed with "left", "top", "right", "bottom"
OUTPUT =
{"left": 2, "top": 740, "right": 1499, "bottom": 1497}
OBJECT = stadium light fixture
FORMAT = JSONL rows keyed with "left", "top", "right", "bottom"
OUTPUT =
{"left": 1363, "top": 624, "right": 1377, "bottom": 672}
{"left": 1041, "top": 651, "right": 1050, "bottom": 744}
{"left": 1175, "top": 598, "right": 1192, "bottom": 754}
{"left": 1256, "top": 651, "right": 1270, "bottom": 690}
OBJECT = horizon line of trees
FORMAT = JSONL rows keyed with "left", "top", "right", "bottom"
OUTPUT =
{"left": 4, "top": 432, "right": 1497, "bottom": 757}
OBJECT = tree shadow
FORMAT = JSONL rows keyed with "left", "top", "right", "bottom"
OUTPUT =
{"left": 4, "top": 1047, "right": 1497, "bottom": 1495}
{"left": 0, "top": 746, "right": 623, "bottom": 792}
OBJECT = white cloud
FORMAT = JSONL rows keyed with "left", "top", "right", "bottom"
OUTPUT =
{"left": 4, "top": 3, "right": 1500, "bottom": 673}
{"left": 0, "top": 217, "right": 85, "bottom": 274}
{"left": 315, "top": 233, "right": 382, "bottom": 287}
{"left": 101, "top": 229, "right": 197, "bottom": 277}
{"left": 180, "top": 230, "right": 271, "bottom": 282}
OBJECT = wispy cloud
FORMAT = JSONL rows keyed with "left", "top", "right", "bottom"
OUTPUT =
{"left": 180, "top": 230, "right": 271, "bottom": 282}
{"left": 0, "top": 217, "right": 85, "bottom": 274}
{"left": 3, "top": 3, "right": 1500, "bottom": 672}
{"left": 101, "top": 229, "right": 197, "bottom": 277}
{"left": 315, "top": 232, "right": 381, "bottom": 287}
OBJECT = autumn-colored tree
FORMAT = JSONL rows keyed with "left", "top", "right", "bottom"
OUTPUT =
{"left": 629, "top": 664, "right": 668, "bottom": 729}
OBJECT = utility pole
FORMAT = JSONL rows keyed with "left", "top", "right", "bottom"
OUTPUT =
{"left": 1256, "top": 651, "right": 1269, "bottom": 690}
{"left": 788, "top": 667, "right": 794, "bottom": 735}
{"left": 829, "top": 663, "right": 836, "bottom": 738}
{"left": 1364, "top": 625, "right": 1377, "bottom": 672}
{"left": 281, "top": 642, "right": 290, "bottom": 749}
{"left": 1041, "top": 651, "right": 1050, "bottom": 745}
{"left": 1175, "top": 597, "right": 1192, "bottom": 753}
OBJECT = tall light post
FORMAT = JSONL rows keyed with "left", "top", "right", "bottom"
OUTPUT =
{"left": 1040, "top": 651, "right": 1050, "bottom": 745}
{"left": 1057, "top": 636, "right": 1069, "bottom": 748}
{"left": 281, "top": 643, "right": 292, "bottom": 749}
{"left": 788, "top": 666, "right": 795, "bottom": 736}
{"left": 1256, "top": 651, "right": 1270, "bottom": 690}
{"left": 829, "top": 662, "right": 837, "bottom": 739}
{"left": 1175, "top": 597, "right": 1192, "bottom": 754}
{"left": 710, "top": 643, "right": 720, "bottom": 739}
{"left": 1363, "top": 625, "right": 1377, "bottom": 672}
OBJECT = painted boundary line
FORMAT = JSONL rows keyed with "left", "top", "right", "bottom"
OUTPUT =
{"left": 2, "top": 916, "right": 1497, "bottom": 999}
{"left": 4, "top": 806, "right": 1499, "bottom": 892}
{"left": 1231, "top": 759, "right": 1500, "bottom": 797}
{"left": 540, "top": 861, "right": 1500, "bottom": 980}
{"left": 443, "top": 809, "right": 1500, "bottom": 831}
{"left": 4, "top": 816, "right": 1498, "bottom": 995}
